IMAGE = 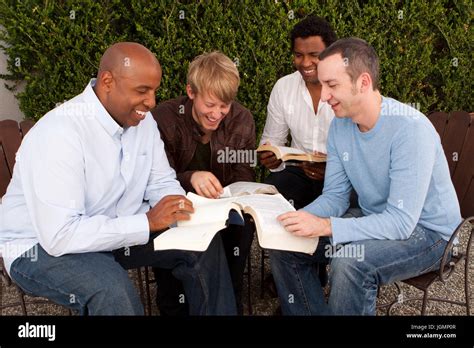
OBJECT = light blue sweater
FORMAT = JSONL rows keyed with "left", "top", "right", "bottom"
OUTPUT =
{"left": 303, "top": 97, "right": 462, "bottom": 245}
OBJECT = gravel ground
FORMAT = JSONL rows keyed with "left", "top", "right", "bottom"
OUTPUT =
{"left": 1, "top": 223, "right": 472, "bottom": 316}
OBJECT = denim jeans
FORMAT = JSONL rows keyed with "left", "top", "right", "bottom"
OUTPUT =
{"left": 10, "top": 245, "right": 144, "bottom": 315}
{"left": 269, "top": 208, "right": 449, "bottom": 315}
{"left": 10, "top": 234, "right": 236, "bottom": 315}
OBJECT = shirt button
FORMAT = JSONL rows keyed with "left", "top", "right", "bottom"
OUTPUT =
{"left": 124, "top": 152, "right": 130, "bottom": 161}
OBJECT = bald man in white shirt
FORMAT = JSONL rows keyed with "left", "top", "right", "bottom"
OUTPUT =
{"left": 0, "top": 42, "right": 236, "bottom": 315}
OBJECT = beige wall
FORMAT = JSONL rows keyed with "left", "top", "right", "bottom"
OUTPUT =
{"left": 0, "top": 48, "right": 24, "bottom": 122}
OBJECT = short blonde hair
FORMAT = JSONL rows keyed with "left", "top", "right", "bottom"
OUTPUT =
{"left": 187, "top": 51, "right": 240, "bottom": 104}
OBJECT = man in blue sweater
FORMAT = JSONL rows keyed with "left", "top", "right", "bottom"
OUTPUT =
{"left": 269, "top": 37, "right": 462, "bottom": 315}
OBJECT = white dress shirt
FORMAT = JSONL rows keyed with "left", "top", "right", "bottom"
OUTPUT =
{"left": 0, "top": 80, "right": 184, "bottom": 275}
{"left": 260, "top": 71, "right": 335, "bottom": 171}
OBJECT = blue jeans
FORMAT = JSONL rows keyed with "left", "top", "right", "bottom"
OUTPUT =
{"left": 10, "top": 246, "right": 144, "bottom": 315}
{"left": 269, "top": 208, "right": 449, "bottom": 315}
{"left": 10, "top": 234, "right": 236, "bottom": 315}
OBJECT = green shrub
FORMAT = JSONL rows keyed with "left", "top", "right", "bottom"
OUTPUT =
{"left": 0, "top": 0, "right": 472, "bottom": 140}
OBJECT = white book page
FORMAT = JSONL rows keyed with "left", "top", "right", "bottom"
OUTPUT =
{"left": 234, "top": 193, "right": 294, "bottom": 213}
{"left": 153, "top": 192, "right": 241, "bottom": 252}
{"left": 154, "top": 221, "right": 227, "bottom": 251}
{"left": 277, "top": 146, "right": 306, "bottom": 156}
{"left": 178, "top": 192, "right": 239, "bottom": 227}
{"left": 235, "top": 194, "right": 318, "bottom": 254}
{"left": 220, "top": 181, "right": 278, "bottom": 198}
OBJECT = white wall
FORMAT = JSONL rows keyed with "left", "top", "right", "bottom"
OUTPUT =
{"left": 0, "top": 48, "right": 24, "bottom": 122}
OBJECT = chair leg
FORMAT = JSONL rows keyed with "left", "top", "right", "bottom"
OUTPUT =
{"left": 17, "top": 287, "right": 28, "bottom": 315}
{"left": 464, "top": 264, "right": 471, "bottom": 316}
{"left": 466, "top": 285, "right": 471, "bottom": 316}
{"left": 260, "top": 249, "right": 266, "bottom": 299}
{"left": 384, "top": 282, "right": 403, "bottom": 315}
{"left": 135, "top": 268, "right": 147, "bottom": 314}
{"left": 464, "top": 230, "right": 472, "bottom": 315}
{"left": 144, "top": 267, "right": 152, "bottom": 316}
{"left": 421, "top": 289, "right": 429, "bottom": 315}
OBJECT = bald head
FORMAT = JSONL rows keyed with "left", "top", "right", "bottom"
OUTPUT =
{"left": 98, "top": 42, "right": 161, "bottom": 77}
{"left": 93, "top": 42, "right": 162, "bottom": 128}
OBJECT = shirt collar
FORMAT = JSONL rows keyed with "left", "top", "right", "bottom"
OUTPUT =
{"left": 296, "top": 70, "right": 306, "bottom": 88}
{"left": 296, "top": 71, "right": 316, "bottom": 111}
{"left": 296, "top": 71, "right": 328, "bottom": 112}
{"left": 179, "top": 97, "right": 202, "bottom": 139}
{"left": 83, "top": 79, "right": 124, "bottom": 137}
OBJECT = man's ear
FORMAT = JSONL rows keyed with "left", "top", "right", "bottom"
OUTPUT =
{"left": 359, "top": 72, "right": 372, "bottom": 93}
{"left": 98, "top": 71, "right": 114, "bottom": 92}
{"left": 186, "top": 84, "right": 196, "bottom": 99}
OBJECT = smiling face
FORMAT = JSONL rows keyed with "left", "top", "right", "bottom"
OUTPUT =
{"left": 318, "top": 53, "right": 362, "bottom": 118}
{"left": 293, "top": 36, "right": 327, "bottom": 85}
{"left": 95, "top": 43, "right": 162, "bottom": 128}
{"left": 103, "top": 64, "right": 161, "bottom": 128}
{"left": 187, "top": 85, "right": 231, "bottom": 133}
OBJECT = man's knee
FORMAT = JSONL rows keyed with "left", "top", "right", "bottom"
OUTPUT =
{"left": 87, "top": 272, "right": 143, "bottom": 315}
{"left": 330, "top": 255, "right": 358, "bottom": 273}
{"left": 329, "top": 252, "right": 373, "bottom": 286}
{"left": 204, "top": 233, "right": 226, "bottom": 258}
{"left": 268, "top": 249, "right": 287, "bottom": 265}
{"left": 264, "top": 171, "right": 284, "bottom": 186}
{"left": 269, "top": 249, "right": 309, "bottom": 269}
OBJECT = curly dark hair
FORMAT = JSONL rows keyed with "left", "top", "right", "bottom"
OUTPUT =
{"left": 290, "top": 15, "right": 337, "bottom": 51}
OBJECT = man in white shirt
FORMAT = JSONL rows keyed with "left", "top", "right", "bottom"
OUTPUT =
{"left": 0, "top": 42, "right": 236, "bottom": 315}
{"left": 258, "top": 17, "right": 337, "bottom": 294}
{"left": 259, "top": 15, "right": 337, "bottom": 210}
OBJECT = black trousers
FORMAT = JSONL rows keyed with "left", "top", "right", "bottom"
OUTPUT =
{"left": 153, "top": 215, "right": 255, "bottom": 315}
{"left": 264, "top": 166, "right": 324, "bottom": 210}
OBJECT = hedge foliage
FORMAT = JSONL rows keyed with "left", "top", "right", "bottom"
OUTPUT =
{"left": 0, "top": 0, "right": 472, "bottom": 140}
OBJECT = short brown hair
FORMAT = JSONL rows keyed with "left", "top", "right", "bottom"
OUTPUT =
{"left": 187, "top": 51, "right": 240, "bottom": 104}
{"left": 319, "top": 37, "right": 379, "bottom": 90}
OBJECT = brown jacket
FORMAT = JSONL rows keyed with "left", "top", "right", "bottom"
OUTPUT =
{"left": 152, "top": 96, "right": 256, "bottom": 192}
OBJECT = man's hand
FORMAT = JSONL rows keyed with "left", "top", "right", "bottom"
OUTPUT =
{"left": 259, "top": 151, "right": 282, "bottom": 169}
{"left": 301, "top": 161, "right": 326, "bottom": 180}
{"left": 190, "top": 171, "right": 224, "bottom": 199}
{"left": 146, "top": 195, "right": 194, "bottom": 233}
{"left": 278, "top": 211, "right": 332, "bottom": 237}
{"left": 301, "top": 151, "right": 326, "bottom": 180}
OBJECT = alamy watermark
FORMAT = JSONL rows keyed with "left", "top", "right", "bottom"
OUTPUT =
{"left": 0, "top": 243, "right": 38, "bottom": 262}
{"left": 54, "top": 101, "right": 97, "bottom": 118}
{"left": 381, "top": 101, "right": 422, "bottom": 118}
{"left": 325, "top": 243, "right": 365, "bottom": 262}
{"left": 18, "top": 322, "right": 55, "bottom": 341}
{"left": 217, "top": 147, "right": 257, "bottom": 167}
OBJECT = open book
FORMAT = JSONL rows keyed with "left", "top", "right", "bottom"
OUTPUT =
{"left": 220, "top": 181, "right": 279, "bottom": 198}
{"left": 153, "top": 182, "right": 318, "bottom": 254}
{"left": 257, "top": 144, "right": 326, "bottom": 163}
